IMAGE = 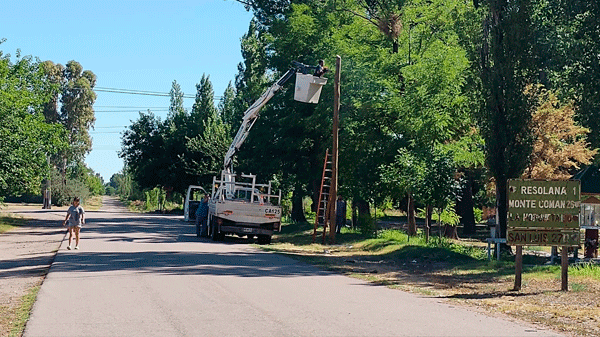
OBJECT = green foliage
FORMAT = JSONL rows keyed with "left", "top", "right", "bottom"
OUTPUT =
{"left": 108, "top": 170, "right": 144, "bottom": 201}
{"left": 537, "top": 1, "right": 600, "bottom": 150}
{"left": 68, "top": 162, "right": 104, "bottom": 196}
{"left": 473, "top": 207, "right": 483, "bottom": 223}
{"left": 363, "top": 229, "right": 486, "bottom": 261}
{"left": 0, "top": 48, "right": 68, "bottom": 197}
{"left": 383, "top": 146, "right": 462, "bottom": 212}
{"left": 50, "top": 169, "right": 91, "bottom": 206}
{"left": 474, "top": 0, "right": 539, "bottom": 238}
{"left": 104, "top": 185, "right": 116, "bottom": 196}
{"left": 40, "top": 60, "right": 97, "bottom": 170}
{"left": 121, "top": 77, "right": 231, "bottom": 195}
{"left": 432, "top": 204, "right": 461, "bottom": 226}
{"left": 569, "top": 263, "right": 600, "bottom": 280}
{"left": 144, "top": 187, "right": 166, "bottom": 212}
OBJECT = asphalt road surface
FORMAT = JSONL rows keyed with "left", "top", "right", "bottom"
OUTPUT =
{"left": 24, "top": 197, "right": 563, "bottom": 337}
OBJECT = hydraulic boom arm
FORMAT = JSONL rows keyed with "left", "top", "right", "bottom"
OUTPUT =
{"left": 223, "top": 63, "right": 311, "bottom": 173}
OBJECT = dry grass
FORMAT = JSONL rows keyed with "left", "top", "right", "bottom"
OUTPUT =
{"left": 265, "top": 223, "right": 600, "bottom": 337}
{"left": 83, "top": 195, "right": 103, "bottom": 211}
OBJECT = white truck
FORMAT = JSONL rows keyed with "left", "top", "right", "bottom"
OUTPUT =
{"left": 184, "top": 61, "right": 327, "bottom": 244}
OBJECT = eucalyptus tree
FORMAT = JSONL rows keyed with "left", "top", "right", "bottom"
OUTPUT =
{"left": 39, "top": 60, "right": 97, "bottom": 178}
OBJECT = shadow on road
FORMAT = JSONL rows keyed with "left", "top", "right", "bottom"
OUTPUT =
{"left": 46, "top": 250, "right": 328, "bottom": 278}
{"left": 1, "top": 208, "right": 329, "bottom": 280}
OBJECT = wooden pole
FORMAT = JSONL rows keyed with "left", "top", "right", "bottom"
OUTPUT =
{"left": 328, "top": 56, "right": 341, "bottom": 243}
{"left": 561, "top": 246, "right": 569, "bottom": 291}
{"left": 513, "top": 245, "right": 522, "bottom": 291}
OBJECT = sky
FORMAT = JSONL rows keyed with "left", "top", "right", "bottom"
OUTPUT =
{"left": 1, "top": 0, "right": 254, "bottom": 182}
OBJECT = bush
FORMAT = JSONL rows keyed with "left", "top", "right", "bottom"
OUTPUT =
{"left": 50, "top": 170, "right": 91, "bottom": 206}
{"left": 105, "top": 185, "right": 116, "bottom": 196}
{"left": 358, "top": 213, "right": 376, "bottom": 237}
{"left": 144, "top": 187, "right": 166, "bottom": 212}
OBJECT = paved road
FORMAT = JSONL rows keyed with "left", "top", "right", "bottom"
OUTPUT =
{"left": 24, "top": 197, "right": 563, "bottom": 337}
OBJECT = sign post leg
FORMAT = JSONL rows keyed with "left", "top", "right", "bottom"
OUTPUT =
{"left": 561, "top": 246, "right": 569, "bottom": 291}
{"left": 513, "top": 245, "right": 522, "bottom": 291}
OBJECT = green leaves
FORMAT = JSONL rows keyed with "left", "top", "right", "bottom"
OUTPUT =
{"left": 121, "top": 77, "right": 231, "bottom": 194}
{"left": 0, "top": 51, "right": 68, "bottom": 197}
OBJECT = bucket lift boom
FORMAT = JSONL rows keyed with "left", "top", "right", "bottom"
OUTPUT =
{"left": 223, "top": 61, "right": 324, "bottom": 173}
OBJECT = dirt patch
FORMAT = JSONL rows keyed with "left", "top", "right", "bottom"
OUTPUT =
{"left": 0, "top": 203, "right": 68, "bottom": 337}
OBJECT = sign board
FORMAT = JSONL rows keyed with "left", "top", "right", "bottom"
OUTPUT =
{"left": 507, "top": 229, "right": 580, "bottom": 246}
{"left": 507, "top": 180, "right": 580, "bottom": 246}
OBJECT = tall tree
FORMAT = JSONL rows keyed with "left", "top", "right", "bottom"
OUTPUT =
{"left": 539, "top": 1, "right": 600, "bottom": 150}
{"left": 219, "top": 82, "right": 237, "bottom": 126}
{"left": 475, "top": 0, "right": 538, "bottom": 240}
{"left": 191, "top": 74, "right": 219, "bottom": 135}
{"left": 60, "top": 61, "right": 97, "bottom": 166}
{"left": 0, "top": 48, "right": 66, "bottom": 197}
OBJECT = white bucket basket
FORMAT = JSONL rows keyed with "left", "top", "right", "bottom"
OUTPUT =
{"left": 294, "top": 73, "right": 328, "bottom": 104}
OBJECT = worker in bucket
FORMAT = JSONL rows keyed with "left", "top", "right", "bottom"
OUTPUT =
{"left": 313, "top": 60, "right": 328, "bottom": 77}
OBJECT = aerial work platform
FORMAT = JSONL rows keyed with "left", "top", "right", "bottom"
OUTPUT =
{"left": 294, "top": 73, "right": 327, "bottom": 104}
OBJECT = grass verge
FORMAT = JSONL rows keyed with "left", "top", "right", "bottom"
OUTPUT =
{"left": 0, "top": 214, "right": 26, "bottom": 234}
{"left": 0, "top": 283, "right": 41, "bottom": 337}
{"left": 264, "top": 221, "right": 600, "bottom": 337}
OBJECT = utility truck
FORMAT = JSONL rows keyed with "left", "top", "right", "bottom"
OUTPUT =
{"left": 184, "top": 61, "right": 327, "bottom": 244}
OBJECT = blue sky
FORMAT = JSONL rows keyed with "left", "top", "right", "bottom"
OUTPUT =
{"left": 1, "top": 0, "right": 254, "bottom": 182}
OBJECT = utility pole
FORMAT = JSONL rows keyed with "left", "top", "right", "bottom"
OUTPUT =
{"left": 43, "top": 155, "right": 52, "bottom": 209}
{"left": 328, "top": 56, "right": 341, "bottom": 243}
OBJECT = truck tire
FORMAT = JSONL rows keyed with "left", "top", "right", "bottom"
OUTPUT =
{"left": 211, "top": 217, "right": 224, "bottom": 241}
{"left": 257, "top": 235, "right": 271, "bottom": 245}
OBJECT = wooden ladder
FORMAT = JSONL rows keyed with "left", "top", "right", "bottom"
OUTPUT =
{"left": 313, "top": 149, "right": 333, "bottom": 243}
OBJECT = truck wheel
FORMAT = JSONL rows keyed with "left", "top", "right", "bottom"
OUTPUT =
{"left": 211, "top": 221, "right": 219, "bottom": 241}
{"left": 257, "top": 235, "right": 271, "bottom": 245}
{"left": 211, "top": 217, "right": 224, "bottom": 241}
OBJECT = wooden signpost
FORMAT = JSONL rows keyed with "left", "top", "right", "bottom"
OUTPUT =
{"left": 507, "top": 180, "right": 580, "bottom": 291}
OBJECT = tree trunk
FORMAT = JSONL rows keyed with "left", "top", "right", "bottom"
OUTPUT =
{"left": 444, "top": 225, "right": 459, "bottom": 239}
{"left": 407, "top": 193, "right": 417, "bottom": 236}
{"left": 458, "top": 170, "right": 476, "bottom": 235}
{"left": 291, "top": 188, "right": 306, "bottom": 222}
{"left": 357, "top": 199, "right": 370, "bottom": 221}
{"left": 352, "top": 199, "right": 357, "bottom": 230}
{"left": 496, "top": 178, "right": 508, "bottom": 239}
{"left": 425, "top": 205, "right": 433, "bottom": 243}
{"left": 392, "top": 40, "right": 399, "bottom": 54}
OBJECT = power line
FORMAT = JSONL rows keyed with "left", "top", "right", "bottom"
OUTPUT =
{"left": 93, "top": 126, "right": 128, "bottom": 129}
{"left": 95, "top": 105, "right": 170, "bottom": 109}
{"left": 93, "top": 86, "right": 223, "bottom": 100}
{"left": 94, "top": 109, "right": 170, "bottom": 112}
